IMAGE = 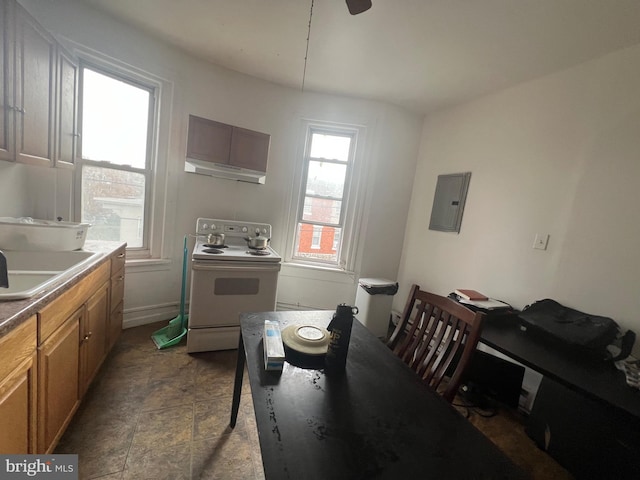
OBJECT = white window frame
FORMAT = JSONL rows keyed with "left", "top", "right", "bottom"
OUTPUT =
{"left": 285, "top": 119, "right": 367, "bottom": 273}
{"left": 73, "top": 50, "right": 169, "bottom": 261}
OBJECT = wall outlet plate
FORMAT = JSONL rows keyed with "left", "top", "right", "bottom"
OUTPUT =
{"left": 533, "top": 233, "right": 549, "bottom": 250}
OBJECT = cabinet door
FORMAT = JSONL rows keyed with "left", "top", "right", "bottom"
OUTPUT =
{"left": 107, "top": 247, "right": 126, "bottom": 350}
{"left": 15, "top": 4, "right": 55, "bottom": 166}
{"left": 0, "top": 352, "right": 37, "bottom": 454}
{"left": 0, "top": 0, "right": 15, "bottom": 161}
{"left": 230, "top": 126, "right": 270, "bottom": 172}
{"left": 55, "top": 45, "right": 78, "bottom": 167}
{"left": 108, "top": 272, "right": 125, "bottom": 351}
{"left": 0, "top": 315, "right": 37, "bottom": 454}
{"left": 38, "top": 312, "right": 80, "bottom": 454}
{"left": 186, "top": 114, "right": 232, "bottom": 164}
{"left": 0, "top": 352, "right": 36, "bottom": 454}
{"left": 80, "top": 282, "right": 109, "bottom": 395}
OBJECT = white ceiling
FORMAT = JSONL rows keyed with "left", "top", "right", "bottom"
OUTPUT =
{"left": 80, "top": 0, "right": 640, "bottom": 114}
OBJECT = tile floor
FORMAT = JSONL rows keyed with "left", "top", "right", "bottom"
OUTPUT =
{"left": 55, "top": 322, "right": 262, "bottom": 479}
{"left": 56, "top": 321, "right": 571, "bottom": 479}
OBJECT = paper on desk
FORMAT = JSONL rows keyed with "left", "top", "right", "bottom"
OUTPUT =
{"left": 458, "top": 298, "right": 511, "bottom": 310}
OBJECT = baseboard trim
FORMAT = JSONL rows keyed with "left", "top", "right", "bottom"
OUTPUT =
{"left": 123, "top": 302, "right": 185, "bottom": 329}
{"left": 276, "top": 302, "right": 317, "bottom": 311}
{"left": 124, "top": 301, "right": 316, "bottom": 329}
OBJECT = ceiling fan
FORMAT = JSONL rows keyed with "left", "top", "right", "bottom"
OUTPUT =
{"left": 346, "top": 0, "right": 372, "bottom": 15}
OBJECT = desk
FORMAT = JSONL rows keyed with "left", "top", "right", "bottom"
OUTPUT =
{"left": 480, "top": 315, "right": 640, "bottom": 479}
{"left": 480, "top": 315, "right": 640, "bottom": 419}
{"left": 230, "top": 310, "right": 526, "bottom": 480}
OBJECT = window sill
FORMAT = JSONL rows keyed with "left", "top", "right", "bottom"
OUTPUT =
{"left": 125, "top": 257, "right": 172, "bottom": 272}
{"left": 281, "top": 261, "right": 356, "bottom": 284}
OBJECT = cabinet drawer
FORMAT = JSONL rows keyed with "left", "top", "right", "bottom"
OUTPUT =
{"left": 39, "top": 261, "right": 110, "bottom": 344}
{"left": 0, "top": 316, "right": 37, "bottom": 381}
{"left": 111, "top": 247, "right": 126, "bottom": 275}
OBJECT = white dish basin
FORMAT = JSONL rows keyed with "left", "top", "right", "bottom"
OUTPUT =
{"left": 0, "top": 217, "right": 90, "bottom": 251}
{"left": 0, "top": 250, "right": 101, "bottom": 301}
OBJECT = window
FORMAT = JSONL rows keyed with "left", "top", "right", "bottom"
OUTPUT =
{"left": 290, "top": 122, "right": 363, "bottom": 269}
{"left": 77, "top": 64, "right": 155, "bottom": 252}
{"left": 311, "top": 225, "right": 322, "bottom": 249}
{"left": 332, "top": 229, "right": 341, "bottom": 252}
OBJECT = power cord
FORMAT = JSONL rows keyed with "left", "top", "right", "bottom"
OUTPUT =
{"left": 453, "top": 385, "right": 499, "bottom": 418}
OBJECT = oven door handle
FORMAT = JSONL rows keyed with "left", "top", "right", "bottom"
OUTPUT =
{"left": 192, "top": 263, "right": 281, "bottom": 272}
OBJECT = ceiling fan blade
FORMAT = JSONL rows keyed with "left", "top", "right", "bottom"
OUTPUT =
{"left": 346, "top": 0, "right": 372, "bottom": 15}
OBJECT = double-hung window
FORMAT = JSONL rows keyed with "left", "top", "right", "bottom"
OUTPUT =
{"left": 291, "top": 122, "right": 363, "bottom": 269}
{"left": 77, "top": 63, "right": 155, "bottom": 254}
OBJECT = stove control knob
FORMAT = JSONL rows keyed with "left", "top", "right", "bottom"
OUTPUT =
{"left": 202, "top": 223, "right": 208, "bottom": 230}
{"left": 210, "top": 224, "right": 216, "bottom": 231}
{"left": 262, "top": 228, "right": 267, "bottom": 234}
{"left": 241, "top": 226, "right": 248, "bottom": 233}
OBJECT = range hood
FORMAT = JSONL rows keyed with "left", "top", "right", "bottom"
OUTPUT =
{"left": 185, "top": 158, "right": 266, "bottom": 184}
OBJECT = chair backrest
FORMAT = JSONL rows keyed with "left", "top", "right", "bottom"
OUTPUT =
{"left": 387, "top": 285, "right": 485, "bottom": 402}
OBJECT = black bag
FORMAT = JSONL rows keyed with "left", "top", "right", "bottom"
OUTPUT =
{"left": 518, "top": 299, "right": 635, "bottom": 361}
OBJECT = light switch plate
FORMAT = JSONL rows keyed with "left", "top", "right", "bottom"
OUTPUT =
{"left": 533, "top": 234, "right": 549, "bottom": 250}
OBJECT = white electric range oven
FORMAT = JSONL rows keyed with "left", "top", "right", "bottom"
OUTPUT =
{"left": 187, "top": 217, "right": 281, "bottom": 352}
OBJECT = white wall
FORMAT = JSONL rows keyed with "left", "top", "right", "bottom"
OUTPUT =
{"left": 0, "top": 162, "right": 28, "bottom": 216}
{"left": 14, "top": 0, "right": 422, "bottom": 324}
{"left": 397, "top": 44, "right": 640, "bottom": 355}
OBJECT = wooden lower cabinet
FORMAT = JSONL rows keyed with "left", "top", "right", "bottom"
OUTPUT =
{"left": 34, "top": 251, "right": 122, "bottom": 453}
{"left": 0, "top": 246, "right": 124, "bottom": 454}
{"left": 109, "top": 300, "right": 124, "bottom": 351}
{"left": 0, "top": 316, "right": 37, "bottom": 453}
{"left": 37, "top": 311, "right": 80, "bottom": 453}
{"left": 108, "top": 246, "right": 125, "bottom": 351}
{"left": 80, "top": 282, "right": 109, "bottom": 396}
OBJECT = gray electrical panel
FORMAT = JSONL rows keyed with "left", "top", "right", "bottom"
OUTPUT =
{"left": 428, "top": 172, "right": 471, "bottom": 233}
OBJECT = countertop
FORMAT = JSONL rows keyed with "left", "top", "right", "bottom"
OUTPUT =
{"left": 0, "top": 241, "right": 125, "bottom": 340}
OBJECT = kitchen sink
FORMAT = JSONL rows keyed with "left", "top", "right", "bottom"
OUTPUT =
{"left": 2, "top": 272, "right": 59, "bottom": 299}
{"left": 3, "top": 250, "right": 97, "bottom": 271}
{"left": 0, "top": 250, "right": 101, "bottom": 301}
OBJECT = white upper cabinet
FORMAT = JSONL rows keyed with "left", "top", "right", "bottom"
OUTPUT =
{"left": 14, "top": 2, "right": 56, "bottom": 166}
{"left": 0, "top": 0, "right": 15, "bottom": 162}
{"left": 55, "top": 45, "right": 78, "bottom": 168}
{"left": 0, "top": 0, "right": 77, "bottom": 168}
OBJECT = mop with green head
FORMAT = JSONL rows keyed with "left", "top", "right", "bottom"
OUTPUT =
{"left": 151, "top": 236, "right": 189, "bottom": 349}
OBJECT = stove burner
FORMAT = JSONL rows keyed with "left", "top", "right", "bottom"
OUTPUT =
{"left": 203, "top": 244, "right": 228, "bottom": 249}
{"left": 202, "top": 248, "right": 224, "bottom": 254}
{"left": 246, "top": 249, "right": 271, "bottom": 256}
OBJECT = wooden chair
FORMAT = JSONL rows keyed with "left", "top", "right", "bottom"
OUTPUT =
{"left": 387, "top": 285, "right": 485, "bottom": 402}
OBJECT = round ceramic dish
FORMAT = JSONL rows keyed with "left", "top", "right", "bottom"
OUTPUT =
{"left": 282, "top": 324, "right": 330, "bottom": 356}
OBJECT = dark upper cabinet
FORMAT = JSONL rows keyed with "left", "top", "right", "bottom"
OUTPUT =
{"left": 229, "top": 126, "right": 271, "bottom": 172}
{"left": 186, "top": 115, "right": 232, "bottom": 165}
{"left": 186, "top": 114, "right": 270, "bottom": 174}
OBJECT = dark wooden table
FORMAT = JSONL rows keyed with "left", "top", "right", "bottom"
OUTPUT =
{"left": 230, "top": 310, "right": 527, "bottom": 480}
